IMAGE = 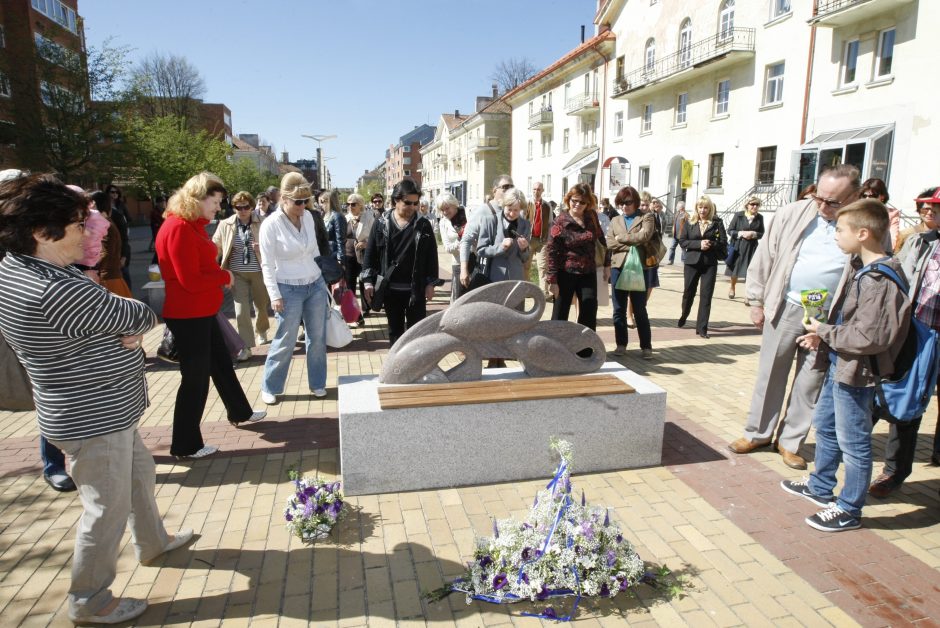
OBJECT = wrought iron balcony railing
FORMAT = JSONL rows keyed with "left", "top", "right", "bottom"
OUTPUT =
{"left": 528, "top": 109, "right": 553, "bottom": 129}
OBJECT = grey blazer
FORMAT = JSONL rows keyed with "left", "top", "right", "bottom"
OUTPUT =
{"left": 474, "top": 207, "right": 532, "bottom": 282}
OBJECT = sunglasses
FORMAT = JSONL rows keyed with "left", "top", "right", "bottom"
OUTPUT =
{"left": 348, "top": 202, "right": 359, "bottom": 207}
{"left": 291, "top": 198, "right": 309, "bottom": 207}
{"left": 811, "top": 194, "right": 844, "bottom": 209}
{"left": 621, "top": 200, "right": 635, "bottom": 205}
{"left": 372, "top": 199, "right": 383, "bottom": 203}
{"left": 234, "top": 204, "right": 252, "bottom": 211}
{"left": 400, "top": 200, "right": 420, "bottom": 207}
{"left": 498, "top": 183, "right": 513, "bottom": 191}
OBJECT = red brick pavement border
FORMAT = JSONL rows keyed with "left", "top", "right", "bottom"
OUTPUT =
{"left": 663, "top": 408, "right": 940, "bottom": 627}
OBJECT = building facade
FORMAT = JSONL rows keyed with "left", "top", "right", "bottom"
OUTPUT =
{"left": 420, "top": 112, "right": 470, "bottom": 205}
{"left": 384, "top": 124, "right": 434, "bottom": 197}
{"left": 504, "top": 31, "right": 616, "bottom": 208}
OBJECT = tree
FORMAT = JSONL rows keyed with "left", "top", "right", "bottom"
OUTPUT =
{"left": 130, "top": 52, "right": 206, "bottom": 125}
{"left": 3, "top": 33, "right": 132, "bottom": 183}
{"left": 121, "top": 115, "right": 230, "bottom": 200}
{"left": 221, "top": 158, "right": 279, "bottom": 198}
{"left": 356, "top": 179, "right": 384, "bottom": 202}
{"left": 490, "top": 57, "right": 538, "bottom": 94}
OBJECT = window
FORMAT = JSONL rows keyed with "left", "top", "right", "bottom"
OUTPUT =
{"left": 842, "top": 40, "right": 859, "bottom": 85}
{"left": 527, "top": 139, "right": 533, "bottom": 160}
{"left": 404, "top": 170, "right": 411, "bottom": 176}
{"left": 527, "top": 177, "right": 533, "bottom": 194}
{"left": 719, "top": 0, "right": 735, "bottom": 41}
{"left": 403, "top": 157, "right": 411, "bottom": 165}
{"left": 638, "top": 167, "right": 650, "bottom": 191}
{"left": 615, "top": 56, "right": 625, "bottom": 81}
{"left": 708, "top": 153, "right": 724, "bottom": 189}
{"left": 564, "top": 82, "right": 571, "bottom": 103}
{"left": 40, "top": 81, "right": 55, "bottom": 106}
{"left": 771, "top": 0, "right": 791, "bottom": 20}
{"left": 644, "top": 39, "right": 656, "bottom": 73}
{"left": 541, "top": 132, "right": 551, "bottom": 157}
{"left": 875, "top": 28, "right": 895, "bottom": 78}
{"left": 402, "top": 145, "right": 411, "bottom": 152}
{"left": 0, "top": 25, "right": 5, "bottom": 48}
{"left": 678, "top": 19, "right": 692, "bottom": 68}
{"left": 546, "top": 175, "right": 552, "bottom": 194}
{"left": 641, "top": 104, "right": 652, "bottom": 133}
{"left": 31, "top": 0, "right": 78, "bottom": 34}
{"left": 528, "top": 102, "right": 534, "bottom": 116}
{"left": 757, "top": 146, "right": 777, "bottom": 184}
{"left": 614, "top": 111, "right": 624, "bottom": 138}
{"left": 563, "top": 128, "right": 570, "bottom": 152}
{"left": 715, "top": 79, "right": 730, "bottom": 115}
{"left": 0, "top": 73, "right": 10, "bottom": 98}
{"left": 675, "top": 93, "right": 688, "bottom": 126}
{"left": 764, "top": 62, "right": 785, "bottom": 105}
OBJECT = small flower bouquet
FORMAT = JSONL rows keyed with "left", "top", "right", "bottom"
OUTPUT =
{"left": 284, "top": 468, "right": 346, "bottom": 543}
{"left": 447, "top": 438, "right": 646, "bottom": 621}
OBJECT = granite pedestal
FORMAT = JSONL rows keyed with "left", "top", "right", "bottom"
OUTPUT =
{"left": 338, "top": 362, "right": 666, "bottom": 496}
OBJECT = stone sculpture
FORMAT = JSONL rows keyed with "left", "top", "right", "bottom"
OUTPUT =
{"left": 379, "top": 281, "right": 606, "bottom": 384}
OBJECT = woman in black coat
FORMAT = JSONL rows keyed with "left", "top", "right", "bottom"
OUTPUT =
{"left": 678, "top": 195, "right": 727, "bottom": 339}
{"left": 362, "top": 179, "right": 439, "bottom": 347}
{"left": 724, "top": 196, "right": 765, "bottom": 303}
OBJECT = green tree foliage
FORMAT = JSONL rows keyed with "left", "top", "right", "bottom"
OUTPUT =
{"left": 221, "top": 158, "right": 280, "bottom": 198}
{"left": 356, "top": 178, "right": 384, "bottom": 202}
{"left": 121, "top": 115, "right": 231, "bottom": 199}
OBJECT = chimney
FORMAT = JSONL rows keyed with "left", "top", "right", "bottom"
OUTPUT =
{"left": 581, "top": 25, "right": 585, "bottom": 44}
{"left": 492, "top": 83, "right": 498, "bottom": 97}
{"left": 281, "top": 151, "right": 289, "bottom": 163}
{"left": 454, "top": 109, "right": 460, "bottom": 117}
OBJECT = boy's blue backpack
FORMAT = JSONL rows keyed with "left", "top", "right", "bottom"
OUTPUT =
{"left": 856, "top": 263, "right": 940, "bottom": 423}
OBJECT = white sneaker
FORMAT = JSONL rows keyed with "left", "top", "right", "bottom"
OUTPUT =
{"left": 235, "top": 348, "right": 252, "bottom": 362}
{"left": 261, "top": 391, "right": 278, "bottom": 405}
{"left": 311, "top": 388, "right": 327, "bottom": 398}
{"left": 231, "top": 410, "right": 266, "bottom": 427}
{"left": 176, "top": 445, "right": 218, "bottom": 460}
{"left": 256, "top": 332, "right": 269, "bottom": 345}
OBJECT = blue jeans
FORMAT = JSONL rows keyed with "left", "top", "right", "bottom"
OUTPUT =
{"left": 609, "top": 266, "right": 652, "bottom": 349}
{"left": 262, "top": 279, "right": 328, "bottom": 394}
{"left": 808, "top": 364, "right": 875, "bottom": 517}
{"left": 40, "top": 435, "right": 67, "bottom": 477}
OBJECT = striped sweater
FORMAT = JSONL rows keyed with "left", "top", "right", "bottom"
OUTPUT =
{"left": 0, "top": 254, "right": 157, "bottom": 440}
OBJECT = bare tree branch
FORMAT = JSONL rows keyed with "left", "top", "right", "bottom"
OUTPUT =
{"left": 490, "top": 57, "right": 538, "bottom": 94}
{"left": 130, "top": 52, "right": 206, "bottom": 123}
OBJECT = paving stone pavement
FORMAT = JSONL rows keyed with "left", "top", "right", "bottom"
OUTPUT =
{"left": 1, "top": 231, "right": 939, "bottom": 627}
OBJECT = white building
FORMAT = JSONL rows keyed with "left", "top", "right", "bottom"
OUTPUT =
{"left": 504, "top": 31, "right": 617, "bottom": 207}
{"left": 420, "top": 111, "right": 470, "bottom": 204}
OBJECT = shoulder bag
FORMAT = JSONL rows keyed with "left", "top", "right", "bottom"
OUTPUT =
{"left": 371, "top": 218, "right": 415, "bottom": 311}
{"left": 467, "top": 203, "right": 499, "bottom": 291}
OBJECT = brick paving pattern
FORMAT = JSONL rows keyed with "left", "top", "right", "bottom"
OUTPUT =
{"left": 0, "top": 229, "right": 938, "bottom": 626}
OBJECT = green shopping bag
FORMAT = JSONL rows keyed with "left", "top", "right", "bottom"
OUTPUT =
{"left": 615, "top": 246, "right": 647, "bottom": 292}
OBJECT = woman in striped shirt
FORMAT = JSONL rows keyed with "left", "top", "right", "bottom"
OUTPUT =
{"left": 0, "top": 174, "right": 192, "bottom": 625}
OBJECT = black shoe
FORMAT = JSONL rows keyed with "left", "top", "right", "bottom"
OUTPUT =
{"left": 930, "top": 454, "right": 940, "bottom": 467}
{"left": 805, "top": 504, "right": 861, "bottom": 532}
{"left": 780, "top": 479, "right": 832, "bottom": 508}
{"left": 677, "top": 317, "right": 687, "bottom": 328}
{"left": 44, "top": 473, "right": 77, "bottom": 492}
{"left": 697, "top": 331, "right": 710, "bottom": 339}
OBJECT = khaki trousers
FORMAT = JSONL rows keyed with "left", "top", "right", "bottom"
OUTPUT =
{"left": 742, "top": 301, "right": 826, "bottom": 452}
{"left": 51, "top": 424, "right": 169, "bottom": 618}
{"left": 525, "top": 238, "right": 551, "bottom": 298}
{"left": 232, "top": 270, "right": 270, "bottom": 347}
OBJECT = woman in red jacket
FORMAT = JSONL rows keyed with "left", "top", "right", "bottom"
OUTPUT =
{"left": 155, "top": 172, "right": 264, "bottom": 459}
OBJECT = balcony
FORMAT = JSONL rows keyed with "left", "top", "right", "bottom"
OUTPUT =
{"left": 809, "top": 0, "right": 914, "bottom": 27}
{"left": 470, "top": 136, "right": 501, "bottom": 153}
{"left": 528, "top": 109, "right": 553, "bottom": 130}
{"left": 565, "top": 92, "right": 600, "bottom": 116}
{"left": 613, "top": 27, "right": 756, "bottom": 98}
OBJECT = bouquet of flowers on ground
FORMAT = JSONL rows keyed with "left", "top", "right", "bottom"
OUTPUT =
{"left": 448, "top": 438, "right": 646, "bottom": 621}
{"left": 284, "top": 468, "right": 346, "bottom": 543}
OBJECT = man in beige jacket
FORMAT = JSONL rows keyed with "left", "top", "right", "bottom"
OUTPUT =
{"left": 729, "top": 165, "right": 861, "bottom": 469}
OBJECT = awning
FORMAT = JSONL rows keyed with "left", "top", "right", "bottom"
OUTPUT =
{"left": 563, "top": 147, "right": 599, "bottom": 178}
{"left": 803, "top": 124, "right": 893, "bottom": 147}
{"left": 602, "top": 155, "right": 628, "bottom": 168}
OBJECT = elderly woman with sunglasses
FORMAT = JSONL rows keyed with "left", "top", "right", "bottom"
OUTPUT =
{"left": 343, "top": 193, "right": 374, "bottom": 325}
{"left": 212, "top": 190, "right": 270, "bottom": 356}
{"left": 725, "top": 196, "right": 765, "bottom": 303}
{"left": 258, "top": 173, "right": 331, "bottom": 403}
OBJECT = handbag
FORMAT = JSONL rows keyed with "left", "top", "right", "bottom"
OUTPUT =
{"left": 215, "top": 312, "right": 246, "bottom": 360}
{"left": 643, "top": 231, "right": 668, "bottom": 268}
{"left": 467, "top": 254, "right": 492, "bottom": 291}
{"left": 337, "top": 281, "right": 362, "bottom": 323}
{"left": 157, "top": 325, "right": 179, "bottom": 363}
{"left": 315, "top": 255, "right": 344, "bottom": 285}
{"left": 615, "top": 247, "right": 646, "bottom": 292}
{"left": 725, "top": 243, "right": 739, "bottom": 270}
{"left": 0, "top": 333, "right": 34, "bottom": 410}
{"left": 369, "top": 219, "right": 416, "bottom": 311}
{"left": 590, "top": 212, "right": 607, "bottom": 267}
{"left": 325, "top": 292, "right": 353, "bottom": 348}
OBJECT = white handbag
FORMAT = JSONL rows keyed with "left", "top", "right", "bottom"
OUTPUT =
{"left": 325, "top": 293, "right": 353, "bottom": 348}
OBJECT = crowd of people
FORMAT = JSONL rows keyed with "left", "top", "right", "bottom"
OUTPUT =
{"left": 0, "top": 162, "right": 939, "bottom": 621}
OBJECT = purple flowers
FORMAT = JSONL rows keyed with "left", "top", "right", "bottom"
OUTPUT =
{"left": 492, "top": 573, "right": 508, "bottom": 590}
{"left": 606, "top": 550, "right": 617, "bottom": 567}
{"left": 284, "top": 474, "right": 346, "bottom": 543}
{"left": 478, "top": 555, "right": 493, "bottom": 569}
{"left": 543, "top": 606, "right": 558, "bottom": 619}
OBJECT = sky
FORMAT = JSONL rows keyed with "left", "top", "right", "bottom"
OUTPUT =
{"left": 80, "top": 0, "right": 598, "bottom": 188}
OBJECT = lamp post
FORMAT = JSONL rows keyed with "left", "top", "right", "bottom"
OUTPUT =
{"left": 301, "top": 134, "right": 337, "bottom": 190}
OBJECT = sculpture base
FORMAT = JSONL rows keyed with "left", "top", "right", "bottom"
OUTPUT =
{"left": 338, "top": 362, "right": 666, "bottom": 496}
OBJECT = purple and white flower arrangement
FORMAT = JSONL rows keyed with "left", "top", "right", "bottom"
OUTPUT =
{"left": 449, "top": 439, "right": 645, "bottom": 621}
{"left": 284, "top": 468, "right": 346, "bottom": 542}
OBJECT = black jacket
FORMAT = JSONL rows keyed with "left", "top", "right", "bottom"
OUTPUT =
{"left": 679, "top": 217, "right": 727, "bottom": 266}
{"left": 361, "top": 213, "right": 438, "bottom": 293}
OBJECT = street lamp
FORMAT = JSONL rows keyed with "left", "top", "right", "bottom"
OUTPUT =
{"left": 301, "top": 134, "right": 337, "bottom": 190}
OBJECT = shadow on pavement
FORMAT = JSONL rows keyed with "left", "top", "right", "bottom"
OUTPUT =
{"left": 660, "top": 422, "right": 728, "bottom": 467}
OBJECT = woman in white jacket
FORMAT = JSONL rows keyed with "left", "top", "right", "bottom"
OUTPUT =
{"left": 343, "top": 193, "right": 374, "bottom": 325}
{"left": 436, "top": 192, "right": 466, "bottom": 301}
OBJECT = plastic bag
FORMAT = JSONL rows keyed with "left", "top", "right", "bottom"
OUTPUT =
{"left": 615, "top": 247, "right": 646, "bottom": 292}
{"left": 800, "top": 289, "right": 829, "bottom": 324}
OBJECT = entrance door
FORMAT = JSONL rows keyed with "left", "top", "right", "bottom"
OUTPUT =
{"left": 667, "top": 155, "right": 685, "bottom": 208}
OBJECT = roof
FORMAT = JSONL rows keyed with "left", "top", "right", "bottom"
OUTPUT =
{"left": 441, "top": 113, "right": 470, "bottom": 130}
{"left": 232, "top": 136, "right": 256, "bottom": 151}
{"left": 503, "top": 30, "right": 616, "bottom": 102}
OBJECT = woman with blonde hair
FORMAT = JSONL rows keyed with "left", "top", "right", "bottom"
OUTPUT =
{"left": 258, "top": 173, "right": 330, "bottom": 403}
{"left": 212, "top": 190, "right": 270, "bottom": 355}
{"left": 677, "top": 195, "right": 727, "bottom": 339}
{"left": 156, "top": 172, "right": 265, "bottom": 459}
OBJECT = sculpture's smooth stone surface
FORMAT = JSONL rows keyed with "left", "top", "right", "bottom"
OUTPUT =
{"left": 379, "top": 280, "right": 607, "bottom": 384}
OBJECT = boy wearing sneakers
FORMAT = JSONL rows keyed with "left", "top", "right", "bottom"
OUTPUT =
{"left": 783, "top": 199, "right": 910, "bottom": 531}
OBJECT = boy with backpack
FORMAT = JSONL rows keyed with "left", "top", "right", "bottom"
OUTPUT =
{"left": 782, "top": 199, "right": 910, "bottom": 531}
